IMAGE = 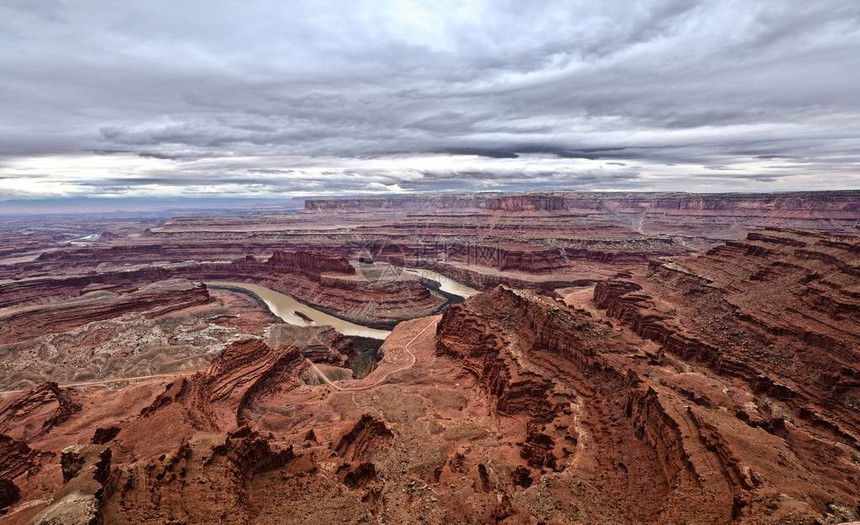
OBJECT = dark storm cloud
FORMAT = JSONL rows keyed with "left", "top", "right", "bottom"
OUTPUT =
{"left": 1, "top": 0, "right": 859, "bottom": 200}
{"left": 434, "top": 146, "right": 633, "bottom": 160}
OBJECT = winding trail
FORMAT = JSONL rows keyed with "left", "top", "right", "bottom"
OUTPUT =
{"left": 1, "top": 320, "right": 435, "bottom": 396}
{"left": 307, "top": 318, "right": 437, "bottom": 392}
{"left": 0, "top": 372, "right": 182, "bottom": 395}
{"left": 1, "top": 318, "right": 434, "bottom": 396}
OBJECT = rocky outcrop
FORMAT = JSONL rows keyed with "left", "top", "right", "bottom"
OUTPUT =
{"left": 593, "top": 279, "right": 725, "bottom": 366}
{"left": 139, "top": 338, "right": 308, "bottom": 432}
{"left": 80, "top": 339, "right": 312, "bottom": 523}
{"left": 333, "top": 415, "right": 392, "bottom": 503}
{"left": 583, "top": 230, "right": 860, "bottom": 521}
{"left": 436, "top": 287, "right": 618, "bottom": 478}
{"left": 626, "top": 387, "right": 688, "bottom": 485}
{"left": 91, "top": 426, "right": 121, "bottom": 445}
{"left": 520, "top": 422, "right": 558, "bottom": 469}
{"left": 339, "top": 461, "right": 378, "bottom": 489}
{"left": 435, "top": 284, "right": 860, "bottom": 523}
{"left": 595, "top": 229, "right": 860, "bottom": 444}
{"left": 438, "top": 287, "right": 610, "bottom": 387}
{"left": 32, "top": 445, "right": 112, "bottom": 525}
{"left": 267, "top": 324, "right": 357, "bottom": 366}
{"left": 200, "top": 339, "right": 307, "bottom": 429}
{"left": 0, "top": 434, "right": 42, "bottom": 481}
{"left": 0, "top": 382, "right": 81, "bottom": 439}
{"left": 335, "top": 414, "right": 394, "bottom": 462}
{"left": 0, "top": 478, "right": 19, "bottom": 513}
{"left": 103, "top": 427, "right": 292, "bottom": 524}
{"left": 0, "top": 279, "right": 212, "bottom": 344}
{"left": 436, "top": 290, "right": 556, "bottom": 420}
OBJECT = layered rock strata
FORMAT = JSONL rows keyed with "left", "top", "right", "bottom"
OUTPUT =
{"left": 0, "top": 279, "right": 212, "bottom": 344}
{"left": 437, "top": 285, "right": 860, "bottom": 523}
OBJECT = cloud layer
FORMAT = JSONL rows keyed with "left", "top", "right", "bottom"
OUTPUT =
{"left": 1, "top": 0, "right": 859, "bottom": 200}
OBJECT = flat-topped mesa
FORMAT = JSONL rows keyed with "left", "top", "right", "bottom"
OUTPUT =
{"left": 441, "top": 243, "right": 571, "bottom": 273}
{"left": 304, "top": 198, "right": 394, "bottom": 211}
{"left": 303, "top": 193, "right": 569, "bottom": 213}
{"left": 266, "top": 250, "right": 355, "bottom": 281}
{"left": 300, "top": 191, "right": 859, "bottom": 217}
{"left": 484, "top": 194, "right": 568, "bottom": 212}
{"left": 564, "top": 196, "right": 605, "bottom": 210}
{"left": 229, "top": 250, "right": 355, "bottom": 282}
{"left": 303, "top": 195, "right": 481, "bottom": 212}
{"left": 417, "top": 241, "right": 643, "bottom": 277}
{"left": 591, "top": 191, "right": 860, "bottom": 214}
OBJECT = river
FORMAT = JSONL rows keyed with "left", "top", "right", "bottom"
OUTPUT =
{"left": 206, "top": 281, "right": 392, "bottom": 339}
{"left": 207, "top": 268, "right": 477, "bottom": 341}
{"left": 402, "top": 267, "right": 480, "bottom": 298}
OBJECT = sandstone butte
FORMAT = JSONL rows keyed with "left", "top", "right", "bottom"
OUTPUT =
{"left": 0, "top": 191, "right": 858, "bottom": 524}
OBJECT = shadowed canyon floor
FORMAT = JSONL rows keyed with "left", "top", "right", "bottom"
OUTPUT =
{"left": 0, "top": 191, "right": 858, "bottom": 524}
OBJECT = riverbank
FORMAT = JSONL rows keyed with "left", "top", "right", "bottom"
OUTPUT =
{"left": 206, "top": 281, "right": 392, "bottom": 339}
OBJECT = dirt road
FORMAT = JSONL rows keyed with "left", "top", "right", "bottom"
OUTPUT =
{"left": 307, "top": 318, "right": 436, "bottom": 392}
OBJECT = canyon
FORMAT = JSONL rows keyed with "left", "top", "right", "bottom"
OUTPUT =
{"left": 0, "top": 191, "right": 858, "bottom": 524}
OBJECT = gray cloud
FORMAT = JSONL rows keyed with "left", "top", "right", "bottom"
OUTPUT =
{"left": 1, "top": 0, "right": 859, "bottom": 201}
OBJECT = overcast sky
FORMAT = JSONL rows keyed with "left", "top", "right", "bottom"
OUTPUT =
{"left": 1, "top": 0, "right": 859, "bottom": 203}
